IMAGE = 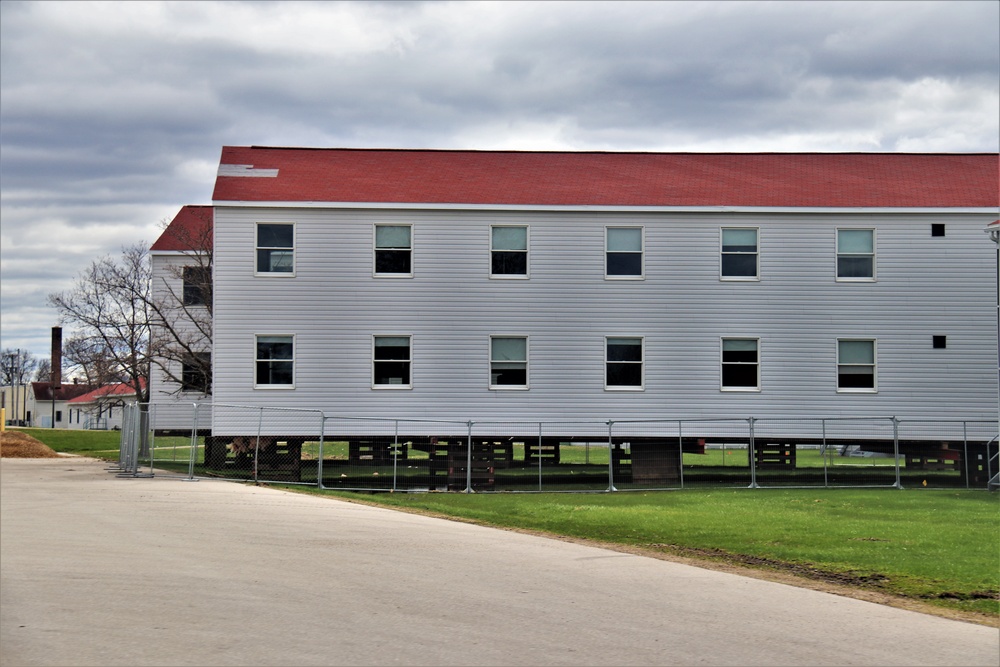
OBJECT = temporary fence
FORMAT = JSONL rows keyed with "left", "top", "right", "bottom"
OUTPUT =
{"left": 116, "top": 402, "right": 999, "bottom": 492}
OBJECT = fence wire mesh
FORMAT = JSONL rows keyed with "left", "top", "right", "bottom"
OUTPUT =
{"left": 124, "top": 402, "right": 999, "bottom": 491}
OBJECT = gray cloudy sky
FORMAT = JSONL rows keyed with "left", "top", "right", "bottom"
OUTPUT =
{"left": 1, "top": 0, "right": 998, "bottom": 362}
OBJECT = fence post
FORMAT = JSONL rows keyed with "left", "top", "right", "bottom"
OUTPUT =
{"left": 184, "top": 403, "right": 200, "bottom": 482}
{"left": 318, "top": 415, "right": 327, "bottom": 490}
{"left": 607, "top": 420, "right": 616, "bottom": 492}
{"left": 464, "top": 421, "right": 473, "bottom": 493}
{"left": 254, "top": 406, "right": 264, "bottom": 483}
{"left": 677, "top": 420, "right": 685, "bottom": 490}
{"left": 748, "top": 417, "right": 758, "bottom": 489}
{"left": 392, "top": 419, "right": 399, "bottom": 492}
{"left": 962, "top": 420, "right": 969, "bottom": 490}
{"left": 537, "top": 422, "right": 543, "bottom": 491}
{"left": 892, "top": 417, "right": 902, "bottom": 489}
{"left": 821, "top": 418, "right": 829, "bottom": 488}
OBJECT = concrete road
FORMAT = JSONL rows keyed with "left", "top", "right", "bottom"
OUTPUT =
{"left": 1, "top": 458, "right": 997, "bottom": 667}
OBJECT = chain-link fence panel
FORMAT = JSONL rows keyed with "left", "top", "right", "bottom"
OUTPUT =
{"left": 607, "top": 420, "right": 683, "bottom": 491}
{"left": 203, "top": 403, "right": 324, "bottom": 484}
{"left": 469, "top": 421, "right": 613, "bottom": 492}
{"left": 896, "top": 419, "right": 997, "bottom": 489}
{"left": 666, "top": 419, "right": 754, "bottom": 488}
{"left": 319, "top": 416, "right": 470, "bottom": 491}
{"left": 119, "top": 403, "right": 999, "bottom": 491}
{"left": 145, "top": 402, "right": 209, "bottom": 478}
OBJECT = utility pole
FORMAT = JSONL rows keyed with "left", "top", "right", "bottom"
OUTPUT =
{"left": 12, "top": 349, "right": 20, "bottom": 426}
{"left": 2, "top": 351, "right": 12, "bottom": 426}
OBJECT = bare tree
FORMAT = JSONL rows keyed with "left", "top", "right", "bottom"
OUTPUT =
{"left": 34, "top": 357, "right": 51, "bottom": 383}
{"left": 1, "top": 348, "right": 36, "bottom": 386}
{"left": 63, "top": 334, "right": 125, "bottom": 387}
{"left": 48, "top": 243, "right": 151, "bottom": 402}
{"left": 146, "top": 214, "right": 213, "bottom": 396}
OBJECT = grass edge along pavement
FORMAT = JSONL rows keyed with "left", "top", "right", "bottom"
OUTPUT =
{"left": 9, "top": 427, "right": 1000, "bottom": 625}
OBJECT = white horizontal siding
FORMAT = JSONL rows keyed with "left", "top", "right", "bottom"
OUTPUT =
{"left": 148, "top": 253, "right": 213, "bottom": 430}
{"left": 212, "top": 207, "right": 998, "bottom": 433}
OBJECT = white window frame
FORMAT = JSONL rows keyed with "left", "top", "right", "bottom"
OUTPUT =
{"left": 720, "top": 227, "right": 760, "bottom": 281}
{"left": 720, "top": 337, "right": 760, "bottom": 391}
{"left": 605, "top": 226, "right": 644, "bottom": 280}
{"left": 255, "top": 222, "right": 296, "bottom": 277}
{"left": 373, "top": 224, "right": 413, "bottom": 278}
{"left": 837, "top": 338, "right": 877, "bottom": 393}
{"left": 490, "top": 225, "right": 529, "bottom": 279}
{"left": 836, "top": 228, "right": 876, "bottom": 282}
{"left": 489, "top": 335, "right": 529, "bottom": 390}
{"left": 372, "top": 335, "right": 412, "bottom": 389}
{"left": 605, "top": 336, "right": 644, "bottom": 390}
{"left": 254, "top": 334, "right": 295, "bottom": 389}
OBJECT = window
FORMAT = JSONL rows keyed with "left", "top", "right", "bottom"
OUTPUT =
{"left": 932, "top": 335, "right": 947, "bottom": 349}
{"left": 255, "top": 335, "right": 294, "bottom": 387}
{"left": 491, "top": 226, "right": 528, "bottom": 277}
{"left": 490, "top": 336, "right": 528, "bottom": 388}
{"left": 256, "top": 223, "right": 294, "bottom": 275}
{"left": 721, "top": 338, "right": 760, "bottom": 390}
{"left": 836, "top": 229, "right": 875, "bottom": 280}
{"left": 606, "top": 337, "right": 643, "bottom": 389}
{"left": 182, "top": 266, "right": 211, "bottom": 306}
{"left": 373, "top": 336, "right": 411, "bottom": 388}
{"left": 374, "top": 225, "right": 412, "bottom": 276}
{"left": 837, "top": 339, "right": 876, "bottom": 391}
{"left": 931, "top": 224, "right": 945, "bottom": 237}
{"left": 721, "top": 228, "right": 759, "bottom": 280}
{"left": 181, "top": 352, "right": 212, "bottom": 393}
{"left": 55, "top": 410, "right": 63, "bottom": 422}
{"left": 606, "top": 227, "right": 643, "bottom": 278}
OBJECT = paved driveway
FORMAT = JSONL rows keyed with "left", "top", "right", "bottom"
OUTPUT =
{"left": 1, "top": 458, "right": 997, "bottom": 667}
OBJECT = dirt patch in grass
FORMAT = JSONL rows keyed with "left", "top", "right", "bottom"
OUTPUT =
{"left": 0, "top": 430, "right": 62, "bottom": 458}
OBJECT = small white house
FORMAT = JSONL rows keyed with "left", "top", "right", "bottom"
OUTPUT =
{"left": 66, "top": 381, "right": 142, "bottom": 430}
{"left": 29, "top": 382, "right": 96, "bottom": 428}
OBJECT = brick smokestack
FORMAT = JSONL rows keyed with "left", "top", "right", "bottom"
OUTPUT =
{"left": 51, "top": 326, "right": 62, "bottom": 391}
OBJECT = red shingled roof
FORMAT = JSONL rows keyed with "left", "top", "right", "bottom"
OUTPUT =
{"left": 67, "top": 380, "right": 144, "bottom": 405}
{"left": 151, "top": 205, "right": 213, "bottom": 252}
{"left": 30, "top": 382, "right": 97, "bottom": 402}
{"left": 212, "top": 147, "right": 999, "bottom": 208}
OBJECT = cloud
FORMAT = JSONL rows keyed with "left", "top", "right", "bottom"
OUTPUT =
{"left": 1, "top": 0, "right": 997, "bottom": 359}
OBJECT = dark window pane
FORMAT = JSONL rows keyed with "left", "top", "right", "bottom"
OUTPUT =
{"left": 722, "top": 349, "right": 757, "bottom": 363}
{"left": 607, "top": 253, "right": 641, "bottom": 276}
{"left": 181, "top": 353, "right": 211, "bottom": 392}
{"left": 721, "top": 254, "right": 757, "bottom": 277}
{"left": 258, "top": 224, "right": 293, "bottom": 248}
{"left": 492, "top": 251, "right": 527, "bottom": 275}
{"left": 607, "top": 363, "right": 642, "bottom": 386}
{"left": 492, "top": 367, "right": 527, "bottom": 385}
{"left": 376, "top": 250, "right": 411, "bottom": 274}
{"left": 257, "top": 361, "right": 293, "bottom": 385}
{"left": 374, "top": 346, "right": 410, "bottom": 360}
{"left": 257, "top": 342, "right": 292, "bottom": 360}
{"left": 837, "top": 256, "right": 873, "bottom": 278}
{"left": 258, "top": 249, "right": 293, "bottom": 273}
{"left": 722, "top": 365, "right": 757, "bottom": 387}
{"left": 183, "top": 266, "right": 211, "bottom": 305}
{"left": 838, "top": 368, "right": 874, "bottom": 388}
{"left": 607, "top": 341, "right": 642, "bottom": 362}
{"left": 374, "top": 361, "right": 410, "bottom": 385}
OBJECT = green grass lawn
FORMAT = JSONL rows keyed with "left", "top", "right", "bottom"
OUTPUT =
{"left": 15, "top": 427, "right": 999, "bottom": 620}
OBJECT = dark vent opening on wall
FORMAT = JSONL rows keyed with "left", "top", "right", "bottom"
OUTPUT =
{"left": 933, "top": 335, "right": 947, "bottom": 349}
{"left": 931, "top": 224, "right": 945, "bottom": 237}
